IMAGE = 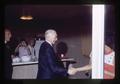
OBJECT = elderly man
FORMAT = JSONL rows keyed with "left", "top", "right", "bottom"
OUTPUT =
{"left": 4, "top": 28, "right": 13, "bottom": 79}
{"left": 37, "top": 29, "right": 68, "bottom": 79}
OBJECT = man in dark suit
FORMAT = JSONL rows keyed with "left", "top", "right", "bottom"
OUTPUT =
{"left": 37, "top": 29, "right": 68, "bottom": 79}
{"left": 4, "top": 29, "right": 13, "bottom": 79}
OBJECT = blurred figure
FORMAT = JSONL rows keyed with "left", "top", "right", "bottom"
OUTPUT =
{"left": 56, "top": 41, "right": 68, "bottom": 59}
{"left": 15, "top": 40, "right": 31, "bottom": 62}
{"left": 68, "top": 45, "right": 115, "bottom": 79}
{"left": 4, "top": 28, "right": 13, "bottom": 79}
{"left": 104, "top": 45, "right": 115, "bottom": 79}
{"left": 37, "top": 29, "right": 68, "bottom": 79}
{"left": 7, "top": 36, "right": 19, "bottom": 58}
{"left": 28, "top": 38, "right": 37, "bottom": 61}
{"left": 34, "top": 34, "right": 44, "bottom": 60}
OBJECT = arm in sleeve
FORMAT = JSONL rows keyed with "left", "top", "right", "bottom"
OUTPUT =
{"left": 46, "top": 48, "right": 68, "bottom": 77}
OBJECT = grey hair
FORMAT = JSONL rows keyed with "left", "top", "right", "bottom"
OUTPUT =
{"left": 45, "top": 29, "right": 57, "bottom": 39}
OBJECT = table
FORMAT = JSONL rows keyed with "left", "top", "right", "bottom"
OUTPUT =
{"left": 12, "top": 58, "right": 76, "bottom": 79}
{"left": 61, "top": 58, "right": 76, "bottom": 70}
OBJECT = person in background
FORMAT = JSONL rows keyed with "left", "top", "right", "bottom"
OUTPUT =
{"left": 34, "top": 34, "right": 44, "bottom": 60}
{"left": 56, "top": 41, "right": 68, "bottom": 59}
{"left": 4, "top": 28, "right": 13, "bottom": 79}
{"left": 68, "top": 44, "right": 115, "bottom": 79}
{"left": 37, "top": 29, "right": 68, "bottom": 79}
{"left": 7, "top": 37, "right": 19, "bottom": 58}
{"left": 28, "top": 38, "right": 37, "bottom": 61}
{"left": 104, "top": 45, "right": 115, "bottom": 79}
{"left": 15, "top": 40, "right": 31, "bottom": 58}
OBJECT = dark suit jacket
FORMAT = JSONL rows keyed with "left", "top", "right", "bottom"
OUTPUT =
{"left": 37, "top": 41, "right": 68, "bottom": 79}
{"left": 4, "top": 43, "right": 13, "bottom": 79}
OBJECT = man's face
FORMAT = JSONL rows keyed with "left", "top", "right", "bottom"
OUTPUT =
{"left": 52, "top": 34, "right": 57, "bottom": 44}
{"left": 104, "top": 45, "right": 112, "bottom": 54}
{"left": 5, "top": 30, "right": 12, "bottom": 42}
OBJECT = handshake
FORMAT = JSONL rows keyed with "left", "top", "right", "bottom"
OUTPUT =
{"left": 67, "top": 64, "right": 91, "bottom": 75}
{"left": 67, "top": 65, "right": 78, "bottom": 75}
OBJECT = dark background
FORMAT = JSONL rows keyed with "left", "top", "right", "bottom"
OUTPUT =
{"left": 4, "top": 5, "right": 115, "bottom": 79}
{"left": 5, "top": 5, "right": 92, "bottom": 38}
{"left": 5, "top": 5, "right": 115, "bottom": 40}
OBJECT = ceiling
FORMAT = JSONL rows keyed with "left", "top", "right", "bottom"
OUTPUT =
{"left": 4, "top": 5, "right": 93, "bottom": 37}
{"left": 5, "top": 5, "right": 92, "bottom": 20}
{"left": 4, "top": 5, "right": 115, "bottom": 36}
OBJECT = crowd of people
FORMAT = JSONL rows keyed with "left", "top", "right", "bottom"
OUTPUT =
{"left": 4, "top": 28, "right": 115, "bottom": 79}
{"left": 4, "top": 28, "right": 44, "bottom": 79}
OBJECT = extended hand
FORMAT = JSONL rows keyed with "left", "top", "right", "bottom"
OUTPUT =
{"left": 68, "top": 67, "right": 77, "bottom": 75}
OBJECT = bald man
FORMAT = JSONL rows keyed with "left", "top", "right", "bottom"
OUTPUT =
{"left": 37, "top": 29, "right": 68, "bottom": 79}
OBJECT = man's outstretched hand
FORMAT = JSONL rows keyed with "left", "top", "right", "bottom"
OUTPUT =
{"left": 68, "top": 66, "right": 77, "bottom": 75}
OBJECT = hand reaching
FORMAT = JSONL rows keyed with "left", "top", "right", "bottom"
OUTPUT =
{"left": 68, "top": 67, "right": 77, "bottom": 75}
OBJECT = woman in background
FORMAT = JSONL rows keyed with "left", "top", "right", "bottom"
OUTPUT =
{"left": 15, "top": 40, "right": 31, "bottom": 58}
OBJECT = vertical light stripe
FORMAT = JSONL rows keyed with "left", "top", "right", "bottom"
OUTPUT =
{"left": 92, "top": 5, "right": 105, "bottom": 79}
